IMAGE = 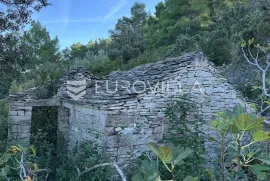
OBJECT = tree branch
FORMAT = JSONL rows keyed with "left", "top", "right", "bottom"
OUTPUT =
{"left": 242, "top": 47, "right": 270, "bottom": 97}
{"left": 113, "top": 162, "right": 127, "bottom": 181}
{"left": 76, "top": 162, "right": 127, "bottom": 181}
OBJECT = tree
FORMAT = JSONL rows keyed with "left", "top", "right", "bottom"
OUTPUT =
{"left": 144, "top": 0, "right": 211, "bottom": 47}
{"left": 70, "top": 42, "right": 88, "bottom": 60}
{"left": 21, "top": 21, "right": 60, "bottom": 69}
{"left": 130, "top": 2, "right": 147, "bottom": 26}
{"left": 88, "top": 38, "right": 109, "bottom": 55}
{"left": 242, "top": 39, "right": 270, "bottom": 114}
{"left": 199, "top": 29, "right": 233, "bottom": 65}
{"left": 108, "top": 3, "right": 148, "bottom": 63}
{"left": 0, "top": 33, "right": 23, "bottom": 97}
{"left": 7, "top": 22, "right": 63, "bottom": 97}
{"left": 0, "top": 1, "right": 50, "bottom": 97}
{"left": 0, "top": 0, "right": 50, "bottom": 33}
{"left": 198, "top": 0, "right": 270, "bottom": 65}
{"left": 155, "top": 2, "right": 165, "bottom": 18}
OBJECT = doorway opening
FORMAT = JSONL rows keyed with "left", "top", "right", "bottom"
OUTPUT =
{"left": 30, "top": 106, "right": 58, "bottom": 179}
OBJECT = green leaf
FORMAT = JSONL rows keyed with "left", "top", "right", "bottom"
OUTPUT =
{"left": 29, "top": 145, "right": 36, "bottom": 156}
{"left": 234, "top": 114, "right": 264, "bottom": 132}
{"left": 252, "top": 130, "right": 270, "bottom": 142}
{"left": 211, "top": 120, "right": 219, "bottom": 129}
{"left": 249, "top": 164, "right": 270, "bottom": 180}
{"left": 241, "top": 42, "right": 247, "bottom": 48}
{"left": 140, "top": 160, "right": 160, "bottom": 181}
{"left": 216, "top": 112, "right": 224, "bottom": 117}
{"left": 247, "top": 150, "right": 261, "bottom": 159}
{"left": 158, "top": 146, "right": 172, "bottom": 163}
{"left": 211, "top": 118, "right": 232, "bottom": 133}
{"left": 146, "top": 143, "right": 172, "bottom": 163}
{"left": 33, "top": 163, "right": 39, "bottom": 171}
{"left": 232, "top": 104, "right": 247, "bottom": 117}
{"left": 172, "top": 146, "right": 193, "bottom": 166}
{"left": 146, "top": 143, "right": 160, "bottom": 158}
{"left": 248, "top": 38, "right": 254, "bottom": 45}
{"left": 132, "top": 173, "right": 144, "bottom": 181}
{"left": 249, "top": 103, "right": 257, "bottom": 111}
{"left": 255, "top": 154, "right": 270, "bottom": 165}
{"left": 230, "top": 124, "right": 240, "bottom": 134}
{"left": 230, "top": 142, "right": 249, "bottom": 156}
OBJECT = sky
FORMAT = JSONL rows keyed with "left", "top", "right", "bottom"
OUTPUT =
{"left": 33, "top": 0, "right": 163, "bottom": 49}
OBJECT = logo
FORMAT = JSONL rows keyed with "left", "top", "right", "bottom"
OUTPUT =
{"left": 66, "top": 80, "right": 87, "bottom": 100}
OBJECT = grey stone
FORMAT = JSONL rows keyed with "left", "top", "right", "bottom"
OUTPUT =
{"left": 8, "top": 52, "right": 254, "bottom": 167}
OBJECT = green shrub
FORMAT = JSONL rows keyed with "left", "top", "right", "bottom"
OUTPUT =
{"left": 163, "top": 97, "right": 206, "bottom": 180}
{"left": 0, "top": 145, "right": 47, "bottom": 180}
{"left": 0, "top": 100, "right": 8, "bottom": 152}
{"left": 56, "top": 141, "right": 112, "bottom": 181}
{"left": 84, "top": 47, "right": 168, "bottom": 77}
{"left": 9, "top": 79, "right": 35, "bottom": 95}
{"left": 199, "top": 29, "right": 233, "bottom": 66}
{"left": 30, "top": 107, "right": 58, "bottom": 180}
{"left": 170, "top": 34, "right": 200, "bottom": 56}
{"left": 132, "top": 143, "right": 197, "bottom": 181}
{"left": 210, "top": 105, "right": 270, "bottom": 180}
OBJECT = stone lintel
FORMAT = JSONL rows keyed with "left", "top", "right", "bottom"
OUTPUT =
{"left": 24, "top": 98, "right": 61, "bottom": 107}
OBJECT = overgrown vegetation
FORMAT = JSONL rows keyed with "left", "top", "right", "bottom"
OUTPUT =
{"left": 1, "top": 0, "right": 270, "bottom": 99}
{"left": 1, "top": 0, "right": 270, "bottom": 180}
{"left": 131, "top": 104, "right": 270, "bottom": 181}
{"left": 132, "top": 143, "right": 197, "bottom": 181}
{"left": 163, "top": 97, "right": 206, "bottom": 180}
{"left": 56, "top": 142, "right": 112, "bottom": 181}
{"left": 0, "top": 100, "right": 9, "bottom": 152}
{"left": 0, "top": 142, "right": 113, "bottom": 181}
{"left": 209, "top": 105, "right": 270, "bottom": 180}
{"left": 30, "top": 107, "right": 58, "bottom": 180}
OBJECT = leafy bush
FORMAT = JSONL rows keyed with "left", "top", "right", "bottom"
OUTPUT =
{"left": 199, "top": 29, "right": 233, "bottom": 66}
{"left": 170, "top": 34, "right": 200, "bottom": 56}
{"left": 132, "top": 143, "right": 197, "bottom": 181}
{"left": 210, "top": 105, "right": 270, "bottom": 180}
{"left": 0, "top": 100, "right": 8, "bottom": 152}
{"left": 0, "top": 142, "right": 112, "bottom": 181}
{"left": 30, "top": 107, "right": 58, "bottom": 180}
{"left": 72, "top": 50, "right": 108, "bottom": 68}
{"left": 163, "top": 97, "right": 206, "bottom": 180}
{"left": 0, "top": 145, "right": 48, "bottom": 181}
{"left": 82, "top": 47, "right": 167, "bottom": 77}
{"left": 56, "top": 141, "right": 112, "bottom": 181}
{"left": 9, "top": 79, "right": 36, "bottom": 95}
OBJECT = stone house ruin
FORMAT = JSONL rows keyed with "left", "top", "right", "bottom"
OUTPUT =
{"left": 8, "top": 52, "right": 252, "bottom": 165}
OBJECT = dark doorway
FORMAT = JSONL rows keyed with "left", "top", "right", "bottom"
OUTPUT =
{"left": 30, "top": 106, "right": 58, "bottom": 180}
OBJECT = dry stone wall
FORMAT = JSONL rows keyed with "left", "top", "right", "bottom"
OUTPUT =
{"left": 9, "top": 52, "right": 253, "bottom": 166}
{"left": 9, "top": 102, "right": 32, "bottom": 143}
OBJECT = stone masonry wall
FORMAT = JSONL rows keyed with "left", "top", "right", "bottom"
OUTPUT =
{"left": 57, "top": 106, "right": 70, "bottom": 152}
{"left": 9, "top": 52, "right": 253, "bottom": 167}
{"left": 61, "top": 102, "right": 107, "bottom": 149}
{"left": 56, "top": 52, "right": 253, "bottom": 165}
{"left": 9, "top": 101, "right": 32, "bottom": 143}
